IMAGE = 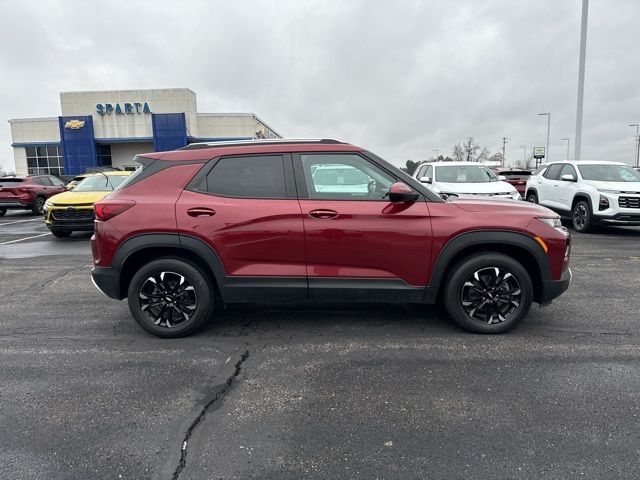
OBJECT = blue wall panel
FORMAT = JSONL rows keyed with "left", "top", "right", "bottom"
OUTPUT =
{"left": 58, "top": 116, "right": 97, "bottom": 175}
{"left": 152, "top": 113, "right": 187, "bottom": 152}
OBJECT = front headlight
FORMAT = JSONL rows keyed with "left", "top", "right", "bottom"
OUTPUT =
{"left": 511, "top": 192, "right": 521, "bottom": 200}
{"left": 538, "top": 217, "right": 562, "bottom": 228}
{"left": 598, "top": 189, "right": 620, "bottom": 194}
{"left": 537, "top": 216, "right": 569, "bottom": 236}
{"left": 43, "top": 201, "right": 52, "bottom": 212}
{"left": 598, "top": 195, "right": 609, "bottom": 211}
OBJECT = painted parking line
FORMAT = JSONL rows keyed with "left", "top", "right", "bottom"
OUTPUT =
{"left": 0, "top": 232, "right": 51, "bottom": 245}
{"left": 0, "top": 218, "right": 42, "bottom": 226}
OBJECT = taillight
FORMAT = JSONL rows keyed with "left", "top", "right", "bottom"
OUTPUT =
{"left": 94, "top": 200, "right": 136, "bottom": 221}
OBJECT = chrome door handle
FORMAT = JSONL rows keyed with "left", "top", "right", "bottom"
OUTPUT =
{"left": 187, "top": 207, "right": 216, "bottom": 217}
{"left": 308, "top": 209, "right": 339, "bottom": 219}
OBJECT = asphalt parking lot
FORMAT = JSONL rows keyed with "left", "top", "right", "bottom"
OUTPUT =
{"left": 1, "top": 210, "right": 640, "bottom": 480}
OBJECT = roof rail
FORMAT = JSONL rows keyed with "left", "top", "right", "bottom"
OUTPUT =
{"left": 179, "top": 138, "right": 344, "bottom": 151}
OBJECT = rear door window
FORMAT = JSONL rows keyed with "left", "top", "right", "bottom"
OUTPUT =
{"left": 543, "top": 164, "right": 563, "bottom": 180}
{"left": 205, "top": 155, "right": 287, "bottom": 198}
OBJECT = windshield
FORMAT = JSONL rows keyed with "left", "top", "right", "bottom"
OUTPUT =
{"left": 578, "top": 164, "right": 640, "bottom": 182}
{"left": 435, "top": 165, "right": 498, "bottom": 183}
{"left": 73, "top": 175, "right": 129, "bottom": 192}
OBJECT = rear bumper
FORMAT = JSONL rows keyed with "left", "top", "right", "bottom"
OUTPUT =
{"left": 539, "top": 268, "right": 572, "bottom": 306}
{"left": 0, "top": 200, "right": 31, "bottom": 209}
{"left": 91, "top": 266, "right": 123, "bottom": 300}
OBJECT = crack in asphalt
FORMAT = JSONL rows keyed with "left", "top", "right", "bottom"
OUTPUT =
{"left": 171, "top": 350, "right": 250, "bottom": 480}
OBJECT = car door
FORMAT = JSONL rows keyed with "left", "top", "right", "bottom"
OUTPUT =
{"left": 175, "top": 154, "right": 307, "bottom": 300}
{"left": 34, "top": 176, "right": 53, "bottom": 197}
{"left": 48, "top": 176, "right": 67, "bottom": 195}
{"left": 294, "top": 152, "right": 432, "bottom": 302}
{"left": 555, "top": 164, "right": 579, "bottom": 211}
{"left": 537, "top": 164, "right": 563, "bottom": 208}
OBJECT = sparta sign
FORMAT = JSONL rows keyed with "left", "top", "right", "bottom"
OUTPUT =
{"left": 533, "top": 147, "right": 546, "bottom": 159}
{"left": 96, "top": 102, "right": 152, "bottom": 115}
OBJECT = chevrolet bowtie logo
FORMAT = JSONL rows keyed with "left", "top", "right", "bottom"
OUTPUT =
{"left": 64, "top": 120, "right": 85, "bottom": 129}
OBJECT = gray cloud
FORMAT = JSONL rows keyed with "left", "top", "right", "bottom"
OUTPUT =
{"left": 1, "top": 0, "right": 639, "bottom": 171}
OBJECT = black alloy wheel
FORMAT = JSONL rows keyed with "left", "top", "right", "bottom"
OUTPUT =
{"left": 32, "top": 197, "right": 45, "bottom": 215}
{"left": 443, "top": 253, "right": 533, "bottom": 334}
{"left": 460, "top": 267, "right": 521, "bottom": 325}
{"left": 138, "top": 271, "right": 198, "bottom": 329}
{"left": 127, "top": 258, "right": 213, "bottom": 338}
{"left": 526, "top": 193, "right": 537, "bottom": 203}
{"left": 572, "top": 200, "right": 593, "bottom": 233}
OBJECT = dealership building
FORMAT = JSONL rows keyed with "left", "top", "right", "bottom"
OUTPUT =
{"left": 8, "top": 88, "right": 281, "bottom": 176}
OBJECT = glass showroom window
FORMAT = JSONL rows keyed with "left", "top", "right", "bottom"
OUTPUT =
{"left": 26, "top": 146, "right": 64, "bottom": 176}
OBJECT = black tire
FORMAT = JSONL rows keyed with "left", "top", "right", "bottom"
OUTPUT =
{"left": 50, "top": 228, "right": 72, "bottom": 238}
{"left": 127, "top": 257, "right": 214, "bottom": 338}
{"left": 572, "top": 200, "right": 594, "bottom": 233}
{"left": 32, "top": 197, "right": 45, "bottom": 215}
{"left": 443, "top": 253, "right": 533, "bottom": 334}
{"left": 526, "top": 192, "right": 538, "bottom": 204}
{"left": 0, "top": 208, "right": 6, "bottom": 217}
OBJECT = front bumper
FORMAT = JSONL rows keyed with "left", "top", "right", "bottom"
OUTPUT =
{"left": 45, "top": 207, "right": 95, "bottom": 231}
{"left": 539, "top": 268, "right": 572, "bottom": 306}
{"left": 91, "top": 266, "right": 123, "bottom": 300}
{"left": 593, "top": 213, "right": 640, "bottom": 226}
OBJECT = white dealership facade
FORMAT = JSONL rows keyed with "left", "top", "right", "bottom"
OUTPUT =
{"left": 8, "top": 88, "right": 281, "bottom": 176}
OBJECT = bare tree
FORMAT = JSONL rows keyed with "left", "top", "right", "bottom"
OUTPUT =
{"left": 452, "top": 138, "right": 490, "bottom": 162}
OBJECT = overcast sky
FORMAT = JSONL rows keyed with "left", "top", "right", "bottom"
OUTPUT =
{"left": 1, "top": 0, "right": 639, "bottom": 171}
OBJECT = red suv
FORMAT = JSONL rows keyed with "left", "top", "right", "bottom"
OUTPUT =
{"left": 0, "top": 175, "right": 67, "bottom": 215}
{"left": 91, "top": 139, "right": 571, "bottom": 337}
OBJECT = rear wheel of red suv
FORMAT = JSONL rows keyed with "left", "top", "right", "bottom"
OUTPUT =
{"left": 127, "top": 258, "right": 214, "bottom": 338}
{"left": 443, "top": 253, "right": 533, "bottom": 334}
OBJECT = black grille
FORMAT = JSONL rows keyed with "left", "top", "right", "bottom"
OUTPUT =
{"left": 52, "top": 208, "right": 94, "bottom": 221}
{"left": 618, "top": 196, "right": 640, "bottom": 209}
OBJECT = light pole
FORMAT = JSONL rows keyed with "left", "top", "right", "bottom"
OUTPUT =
{"left": 538, "top": 112, "right": 551, "bottom": 162}
{"left": 502, "top": 137, "right": 507, "bottom": 167}
{"left": 520, "top": 145, "right": 527, "bottom": 166}
{"left": 575, "top": 0, "right": 589, "bottom": 159}
{"left": 629, "top": 124, "right": 640, "bottom": 167}
{"left": 562, "top": 138, "right": 570, "bottom": 160}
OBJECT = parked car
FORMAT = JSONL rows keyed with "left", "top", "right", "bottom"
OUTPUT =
{"left": 493, "top": 168, "right": 532, "bottom": 196}
{"left": 91, "top": 139, "right": 571, "bottom": 338}
{"left": 44, "top": 171, "right": 131, "bottom": 237}
{"left": 65, "top": 174, "right": 89, "bottom": 191}
{"left": 525, "top": 160, "right": 640, "bottom": 232}
{"left": 412, "top": 161, "right": 521, "bottom": 200}
{"left": 0, "top": 174, "right": 67, "bottom": 215}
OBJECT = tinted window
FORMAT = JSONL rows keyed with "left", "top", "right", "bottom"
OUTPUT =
{"left": 425, "top": 165, "right": 433, "bottom": 179}
{"left": 301, "top": 153, "right": 394, "bottom": 200}
{"left": 559, "top": 164, "right": 577, "bottom": 179}
{"left": 38, "top": 176, "right": 54, "bottom": 186}
{"left": 50, "top": 176, "right": 66, "bottom": 187}
{"left": 206, "top": 156, "right": 286, "bottom": 198}
{"left": 543, "top": 164, "right": 563, "bottom": 180}
{"left": 500, "top": 171, "right": 531, "bottom": 179}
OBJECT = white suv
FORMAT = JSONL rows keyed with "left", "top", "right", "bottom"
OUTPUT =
{"left": 413, "top": 161, "right": 520, "bottom": 200}
{"left": 525, "top": 160, "right": 640, "bottom": 232}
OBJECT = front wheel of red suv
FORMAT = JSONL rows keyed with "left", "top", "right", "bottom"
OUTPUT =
{"left": 127, "top": 258, "right": 214, "bottom": 338}
{"left": 443, "top": 253, "right": 533, "bottom": 334}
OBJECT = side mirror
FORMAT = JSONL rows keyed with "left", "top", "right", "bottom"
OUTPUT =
{"left": 388, "top": 182, "right": 419, "bottom": 203}
{"left": 419, "top": 176, "right": 432, "bottom": 184}
{"left": 561, "top": 174, "right": 576, "bottom": 182}
{"left": 498, "top": 175, "right": 507, "bottom": 181}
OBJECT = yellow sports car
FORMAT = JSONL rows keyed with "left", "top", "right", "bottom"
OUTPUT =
{"left": 44, "top": 171, "right": 132, "bottom": 237}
